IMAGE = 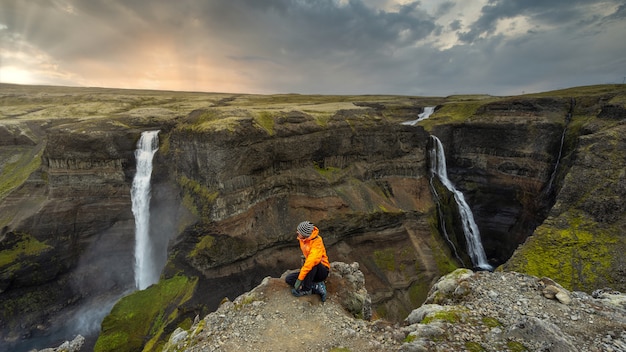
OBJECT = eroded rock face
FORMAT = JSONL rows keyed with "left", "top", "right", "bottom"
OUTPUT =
{"left": 162, "top": 114, "right": 443, "bottom": 322}
{"left": 156, "top": 96, "right": 581, "bottom": 329}
{"left": 503, "top": 119, "right": 626, "bottom": 292}
{"left": 431, "top": 98, "right": 570, "bottom": 264}
{"left": 1, "top": 84, "right": 624, "bottom": 351}
{"left": 0, "top": 125, "right": 142, "bottom": 350}
{"left": 0, "top": 90, "right": 449, "bottom": 349}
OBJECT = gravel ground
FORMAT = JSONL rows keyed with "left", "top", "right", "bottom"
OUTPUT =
{"left": 161, "top": 264, "right": 626, "bottom": 352}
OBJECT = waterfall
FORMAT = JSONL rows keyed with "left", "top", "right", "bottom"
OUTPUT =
{"left": 402, "top": 106, "right": 435, "bottom": 125}
{"left": 429, "top": 136, "right": 492, "bottom": 271}
{"left": 131, "top": 130, "right": 160, "bottom": 290}
{"left": 544, "top": 98, "right": 574, "bottom": 197}
{"left": 544, "top": 125, "right": 566, "bottom": 194}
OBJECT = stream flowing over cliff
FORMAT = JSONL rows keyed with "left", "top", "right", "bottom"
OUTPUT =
{"left": 429, "top": 135, "right": 491, "bottom": 271}
{"left": 0, "top": 83, "right": 624, "bottom": 351}
{"left": 132, "top": 130, "right": 161, "bottom": 290}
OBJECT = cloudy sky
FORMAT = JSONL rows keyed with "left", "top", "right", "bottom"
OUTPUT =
{"left": 1, "top": 0, "right": 625, "bottom": 96}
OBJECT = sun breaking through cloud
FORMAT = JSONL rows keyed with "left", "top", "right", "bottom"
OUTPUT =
{"left": 1, "top": 0, "right": 625, "bottom": 96}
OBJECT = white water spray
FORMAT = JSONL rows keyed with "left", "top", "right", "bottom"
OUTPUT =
{"left": 402, "top": 106, "right": 435, "bottom": 125}
{"left": 429, "top": 136, "right": 492, "bottom": 271}
{"left": 132, "top": 130, "right": 160, "bottom": 290}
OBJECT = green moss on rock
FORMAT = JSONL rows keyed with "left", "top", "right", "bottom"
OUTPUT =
{"left": 313, "top": 162, "right": 342, "bottom": 181}
{"left": 158, "top": 133, "right": 171, "bottom": 155}
{"left": 507, "top": 340, "right": 529, "bottom": 351}
{"left": 329, "top": 348, "right": 352, "bottom": 352}
{"left": 428, "top": 181, "right": 468, "bottom": 269}
{"left": 0, "top": 145, "right": 43, "bottom": 200}
{"left": 94, "top": 274, "right": 198, "bottom": 352}
{"left": 255, "top": 111, "right": 275, "bottom": 135}
{"left": 465, "top": 341, "right": 486, "bottom": 352}
{"left": 482, "top": 316, "right": 502, "bottom": 328}
{"left": 427, "top": 224, "right": 460, "bottom": 275}
{"left": 421, "top": 306, "right": 468, "bottom": 324}
{"left": 177, "top": 175, "right": 218, "bottom": 220}
{"left": 404, "top": 334, "right": 417, "bottom": 343}
{"left": 373, "top": 248, "right": 396, "bottom": 271}
{"left": 187, "top": 233, "right": 257, "bottom": 270}
{"left": 0, "top": 232, "right": 52, "bottom": 268}
{"left": 408, "top": 279, "right": 431, "bottom": 307}
{"left": 504, "top": 214, "right": 619, "bottom": 291}
{"left": 189, "top": 235, "right": 215, "bottom": 259}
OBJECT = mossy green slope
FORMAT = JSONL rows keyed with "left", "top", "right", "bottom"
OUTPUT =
{"left": 503, "top": 214, "right": 621, "bottom": 291}
{"left": 0, "top": 144, "right": 43, "bottom": 202}
{"left": 94, "top": 275, "right": 198, "bottom": 352}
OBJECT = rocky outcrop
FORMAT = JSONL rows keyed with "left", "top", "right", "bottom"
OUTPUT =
{"left": 160, "top": 261, "right": 390, "bottom": 352}
{"left": 158, "top": 265, "right": 626, "bottom": 352}
{"left": 30, "top": 335, "right": 84, "bottom": 352}
{"left": 400, "top": 268, "right": 626, "bottom": 351}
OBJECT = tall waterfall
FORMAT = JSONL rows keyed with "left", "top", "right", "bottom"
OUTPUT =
{"left": 131, "top": 130, "right": 160, "bottom": 290}
{"left": 429, "top": 136, "right": 492, "bottom": 271}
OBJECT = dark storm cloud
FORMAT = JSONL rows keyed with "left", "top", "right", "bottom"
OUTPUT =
{"left": 458, "top": 0, "right": 622, "bottom": 43}
{"left": 57, "top": 0, "right": 438, "bottom": 54}
{"left": 435, "top": 2, "right": 456, "bottom": 17}
{"left": 8, "top": 0, "right": 438, "bottom": 75}
{"left": 1, "top": 0, "right": 625, "bottom": 95}
{"left": 193, "top": 0, "right": 439, "bottom": 57}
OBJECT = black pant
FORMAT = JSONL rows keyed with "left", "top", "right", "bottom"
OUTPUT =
{"left": 285, "top": 263, "right": 329, "bottom": 291}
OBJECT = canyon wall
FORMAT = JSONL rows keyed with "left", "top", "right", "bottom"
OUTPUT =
{"left": 430, "top": 97, "right": 570, "bottom": 264}
{"left": 162, "top": 107, "right": 444, "bottom": 319}
{"left": 502, "top": 94, "right": 626, "bottom": 291}
{"left": 0, "top": 84, "right": 624, "bottom": 351}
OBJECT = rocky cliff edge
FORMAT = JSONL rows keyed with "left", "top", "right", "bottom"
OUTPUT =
{"left": 156, "top": 262, "right": 626, "bottom": 352}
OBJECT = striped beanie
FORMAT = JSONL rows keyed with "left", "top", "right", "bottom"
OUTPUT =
{"left": 297, "top": 221, "right": 315, "bottom": 237}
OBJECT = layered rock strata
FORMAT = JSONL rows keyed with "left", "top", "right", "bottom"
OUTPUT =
{"left": 1, "top": 84, "right": 624, "bottom": 351}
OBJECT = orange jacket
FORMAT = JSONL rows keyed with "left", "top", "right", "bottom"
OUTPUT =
{"left": 297, "top": 226, "right": 330, "bottom": 281}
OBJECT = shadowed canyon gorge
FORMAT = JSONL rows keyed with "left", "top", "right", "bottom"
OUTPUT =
{"left": 0, "top": 83, "right": 624, "bottom": 351}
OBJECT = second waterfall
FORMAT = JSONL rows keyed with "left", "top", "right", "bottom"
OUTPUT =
{"left": 131, "top": 130, "right": 160, "bottom": 290}
{"left": 429, "top": 136, "right": 492, "bottom": 271}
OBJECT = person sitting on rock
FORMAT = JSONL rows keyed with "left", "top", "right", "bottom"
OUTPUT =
{"left": 285, "top": 221, "right": 330, "bottom": 301}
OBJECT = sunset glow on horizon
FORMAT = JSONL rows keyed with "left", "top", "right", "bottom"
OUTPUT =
{"left": 1, "top": 0, "right": 625, "bottom": 96}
